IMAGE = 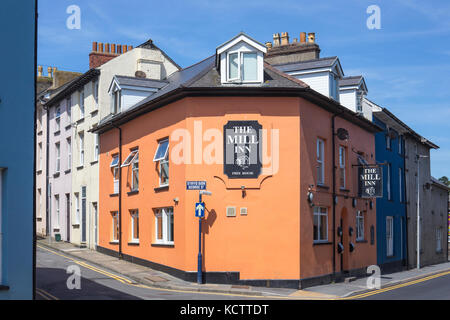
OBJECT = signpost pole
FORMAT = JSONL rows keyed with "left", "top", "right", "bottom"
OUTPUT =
{"left": 197, "top": 192, "right": 203, "bottom": 284}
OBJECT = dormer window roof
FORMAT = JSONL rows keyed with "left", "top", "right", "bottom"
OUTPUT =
{"left": 216, "top": 32, "right": 267, "bottom": 84}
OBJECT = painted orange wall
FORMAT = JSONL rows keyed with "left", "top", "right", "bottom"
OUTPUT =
{"left": 98, "top": 95, "right": 376, "bottom": 281}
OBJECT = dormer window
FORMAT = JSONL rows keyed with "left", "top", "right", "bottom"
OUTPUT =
{"left": 227, "top": 51, "right": 258, "bottom": 82}
{"left": 216, "top": 32, "right": 267, "bottom": 85}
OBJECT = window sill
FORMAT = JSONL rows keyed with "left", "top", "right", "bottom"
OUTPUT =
{"left": 151, "top": 243, "right": 174, "bottom": 248}
{"left": 64, "top": 169, "right": 71, "bottom": 174}
{"left": 127, "top": 190, "right": 139, "bottom": 196}
{"left": 54, "top": 130, "right": 60, "bottom": 136}
{"left": 65, "top": 124, "right": 72, "bottom": 130}
{"left": 72, "top": 223, "right": 80, "bottom": 228}
{"left": 356, "top": 239, "right": 367, "bottom": 243}
{"left": 36, "top": 217, "right": 42, "bottom": 221}
{"left": 154, "top": 185, "right": 169, "bottom": 192}
{"left": 36, "top": 169, "right": 42, "bottom": 175}
{"left": 0, "top": 285, "right": 10, "bottom": 291}
{"left": 316, "top": 184, "right": 330, "bottom": 190}
{"left": 53, "top": 172, "right": 60, "bottom": 178}
{"left": 436, "top": 249, "right": 444, "bottom": 254}
{"left": 109, "top": 193, "right": 119, "bottom": 197}
{"left": 90, "top": 160, "right": 98, "bottom": 165}
{"left": 109, "top": 240, "right": 119, "bottom": 245}
{"left": 76, "top": 118, "right": 85, "bottom": 124}
{"left": 76, "top": 165, "right": 84, "bottom": 170}
{"left": 37, "top": 130, "right": 43, "bottom": 136}
{"left": 313, "top": 241, "right": 332, "bottom": 246}
{"left": 128, "top": 241, "right": 140, "bottom": 246}
{"left": 340, "top": 188, "right": 350, "bottom": 193}
{"left": 90, "top": 109, "right": 98, "bottom": 116}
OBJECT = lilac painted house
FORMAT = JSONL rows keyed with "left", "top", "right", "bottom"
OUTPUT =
{"left": 47, "top": 94, "right": 73, "bottom": 241}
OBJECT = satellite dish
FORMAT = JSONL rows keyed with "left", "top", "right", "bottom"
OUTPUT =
{"left": 336, "top": 128, "right": 349, "bottom": 141}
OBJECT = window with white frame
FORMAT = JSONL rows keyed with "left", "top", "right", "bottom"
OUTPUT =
{"left": 79, "top": 132, "right": 84, "bottom": 166}
{"left": 38, "top": 142, "right": 42, "bottom": 171}
{"left": 67, "top": 138, "right": 71, "bottom": 170}
{"left": 356, "top": 211, "right": 364, "bottom": 241}
{"left": 339, "top": 146, "right": 346, "bottom": 189}
{"left": 112, "top": 211, "right": 119, "bottom": 242}
{"left": 316, "top": 139, "right": 325, "bottom": 185}
{"left": 37, "top": 189, "right": 42, "bottom": 218}
{"left": 112, "top": 89, "right": 121, "bottom": 114}
{"left": 66, "top": 97, "right": 72, "bottom": 125}
{"left": 386, "top": 216, "right": 394, "bottom": 256}
{"left": 79, "top": 90, "right": 85, "bottom": 119}
{"left": 122, "top": 150, "right": 139, "bottom": 191}
{"left": 55, "top": 107, "right": 61, "bottom": 132}
{"left": 436, "top": 228, "right": 442, "bottom": 252}
{"left": 227, "top": 51, "right": 258, "bottom": 82}
{"left": 387, "top": 163, "right": 392, "bottom": 200}
{"left": 130, "top": 210, "right": 139, "bottom": 243}
{"left": 93, "top": 81, "right": 99, "bottom": 107}
{"left": 154, "top": 207, "right": 174, "bottom": 244}
{"left": 386, "top": 131, "right": 391, "bottom": 150}
{"left": 55, "top": 195, "right": 60, "bottom": 228}
{"left": 94, "top": 134, "right": 99, "bottom": 162}
{"left": 74, "top": 192, "right": 80, "bottom": 225}
{"left": 55, "top": 142, "right": 60, "bottom": 173}
{"left": 110, "top": 155, "right": 119, "bottom": 194}
{"left": 356, "top": 91, "right": 363, "bottom": 112}
{"left": 313, "top": 207, "right": 328, "bottom": 242}
{"left": 398, "top": 135, "right": 403, "bottom": 155}
{"left": 153, "top": 139, "right": 169, "bottom": 187}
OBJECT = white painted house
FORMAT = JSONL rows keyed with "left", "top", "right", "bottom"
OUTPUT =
{"left": 339, "top": 76, "right": 370, "bottom": 119}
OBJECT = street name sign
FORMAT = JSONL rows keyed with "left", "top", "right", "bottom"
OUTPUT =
{"left": 186, "top": 181, "right": 206, "bottom": 190}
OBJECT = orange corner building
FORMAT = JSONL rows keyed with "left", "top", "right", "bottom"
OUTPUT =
{"left": 92, "top": 33, "right": 380, "bottom": 288}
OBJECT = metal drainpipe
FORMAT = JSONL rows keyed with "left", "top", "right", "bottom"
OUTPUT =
{"left": 112, "top": 123, "right": 123, "bottom": 259}
{"left": 331, "top": 113, "right": 337, "bottom": 278}
{"left": 403, "top": 139, "right": 409, "bottom": 268}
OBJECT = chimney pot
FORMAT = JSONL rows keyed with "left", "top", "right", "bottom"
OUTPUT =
{"left": 265, "top": 41, "right": 272, "bottom": 49}
{"left": 47, "top": 67, "right": 53, "bottom": 78}
{"left": 98, "top": 42, "right": 104, "bottom": 53}
{"left": 92, "top": 41, "right": 98, "bottom": 52}
{"left": 105, "top": 43, "right": 110, "bottom": 53}
{"left": 128, "top": 45, "right": 133, "bottom": 51}
{"left": 273, "top": 33, "right": 281, "bottom": 47}
{"left": 300, "top": 32, "right": 306, "bottom": 43}
{"left": 117, "top": 44, "right": 122, "bottom": 54}
{"left": 122, "top": 45, "right": 127, "bottom": 53}
{"left": 281, "top": 32, "right": 289, "bottom": 45}
{"left": 308, "top": 32, "right": 315, "bottom": 43}
{"left": 38, "top": 65, "right": 43, "bottom": 77}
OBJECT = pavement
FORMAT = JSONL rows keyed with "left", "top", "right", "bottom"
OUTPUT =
{"left": 36, "top": 237, "right": 450, "bottom": 300}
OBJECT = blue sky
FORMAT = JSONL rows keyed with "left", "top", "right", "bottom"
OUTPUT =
{"left": 38, "top": 0, "right": 450, "bottom": 178}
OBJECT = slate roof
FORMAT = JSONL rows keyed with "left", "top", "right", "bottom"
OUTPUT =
{"left": 93, "top": 53, "right": 379, "bottom": 135}
{"left": 114, "top": 75, "right": 168, "bottom": 89}
{"left": 340, "top": 76, "right": 364, "bottom": 87}
{"left": 272, "top": 56, "right": 339, "bottom": 73}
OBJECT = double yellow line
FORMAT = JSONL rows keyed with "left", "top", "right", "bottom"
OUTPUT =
{"left": 37, "top": 244, "right": 450, "bottom": 300}
{"left": 342, "top": 269, "right": 450, "bottom": 300}
{"left": 36, "top": 287, "right": 59, "bottom": 300}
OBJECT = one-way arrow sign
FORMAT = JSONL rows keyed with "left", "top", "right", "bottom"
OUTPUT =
{"left": 195, "top": 202, "right": 205, "bottom": 218}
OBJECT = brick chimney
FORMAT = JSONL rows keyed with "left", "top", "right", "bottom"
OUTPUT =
{"left": 265, "top": 31, "right": 321, "bottom": 65}
{"left": 89, "top": 41, "right": 134, "bottom": 69}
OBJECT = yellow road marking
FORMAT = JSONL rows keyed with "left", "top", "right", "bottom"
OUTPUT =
{"left": 37, "top": 244, "right": 450, "bottom": 300}
{"left": 36, "top": 288, "right": 59, "bottom": 300}
{"left": 344, "top": 269, "right": 450, "bottom": 300}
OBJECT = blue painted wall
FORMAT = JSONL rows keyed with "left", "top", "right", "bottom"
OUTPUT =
{"left": 0, "top": 0, "right": 36, "bottom": 299}
{"left": 373, "top": 115, "right": 407, "bottom": 268}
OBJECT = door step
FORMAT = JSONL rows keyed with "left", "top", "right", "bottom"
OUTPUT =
{"left": 344, "top": 276, "right": 357, "bottom": 283}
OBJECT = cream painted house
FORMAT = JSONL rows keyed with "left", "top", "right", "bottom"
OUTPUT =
{"left": 68, "top": 40, "right": 180, "bottom": 248}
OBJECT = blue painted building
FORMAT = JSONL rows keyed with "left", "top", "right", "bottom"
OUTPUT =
{"left": 370, "top": 104, "right": 407, "bottom": 272}
{"left": 0, "top": 0, "right": 36, "bottom": 299}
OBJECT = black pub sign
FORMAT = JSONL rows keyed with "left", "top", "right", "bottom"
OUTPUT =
{"left": 358, "top": 166, "right": 383, "bottom": 198}
{"left": 223, "top": 121, "right": 262, "bottom": 179}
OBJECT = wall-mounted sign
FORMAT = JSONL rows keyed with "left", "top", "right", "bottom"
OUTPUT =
{"left": 186, "top": 181, "right": 206, "bottom": 190}
{"left": 223, "top": 121, "right": 262, "bottom": 179}
{"left": 358, "top": 166, "right": 383, "bottom": 198}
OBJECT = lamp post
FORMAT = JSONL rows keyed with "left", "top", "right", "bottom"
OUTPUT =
{"left": 197, "top": 190, "right": 211, "bottom": 284}
{"left": 416, "top": 154, "right": 428, "bottom": 270}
